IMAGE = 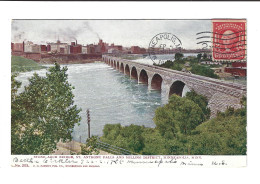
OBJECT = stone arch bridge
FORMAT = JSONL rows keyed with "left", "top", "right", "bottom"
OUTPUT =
{"left": 102, "top": 55, "right": 246, "bottom": 117}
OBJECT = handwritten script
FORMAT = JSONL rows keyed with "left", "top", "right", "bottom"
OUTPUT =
{"left": 10, "top": 155, "right": 244, "bottom": 168}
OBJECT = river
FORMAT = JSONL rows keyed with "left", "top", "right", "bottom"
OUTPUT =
{"left": 133, "top": 53, "right": 198, "bottom": 65}
{"left": 16, "top": 62, "right": 163, "bottom": 143}
{"left": 16, "top": 53, "right": 239, "bottom": 143}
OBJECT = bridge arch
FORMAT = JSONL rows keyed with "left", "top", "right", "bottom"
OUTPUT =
{"left": 114, "top": 61, "right": 117, "bottom": 68}
{"left": 139, "top": 69, "right": 148, "bottom": 85}
{"left": 125, "top": 64, "right": 130, "bottom": 76}
{"left": 131, "top": 66, "right": 138, "bottom": 80}
{"left": 103, "top": 56, "right": 246, "bottom": 118}
{"left": 151, "top": 73, "right": 163, "bottom": 91}
{"left": 120, "top": 63, "right": 124, "bottom": 73}
{"left": 169, "top": 80, "right": 186, "bottom": 97}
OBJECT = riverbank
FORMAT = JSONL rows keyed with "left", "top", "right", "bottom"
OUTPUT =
{"left": 12, "top": 52, "right": 102, "bottom": 64}
{"left": 11, "top": 55, "right": 46, "bottom": 73}
{"left": 39, "top": 58, "right": 101, "bottom": 65}
{"left": 12, "top": 54, "right": 103, "bottom": 73}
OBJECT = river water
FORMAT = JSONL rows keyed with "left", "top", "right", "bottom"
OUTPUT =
{"left": 134, "top": 53, "right": 197, "bottom": 65}
{"left": 15, "top": 53, "right": 237, "bottom": 143}
{"left": 16, "top": 63, "right": 162, "bottom": 143}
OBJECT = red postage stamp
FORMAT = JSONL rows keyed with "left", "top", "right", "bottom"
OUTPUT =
{"left": 212, "top": 19, "right": 247, "bottom": 61}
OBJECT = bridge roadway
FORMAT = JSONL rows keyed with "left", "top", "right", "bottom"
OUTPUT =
{"left": 102, "top": 55, "right": 246, "bottom": 117}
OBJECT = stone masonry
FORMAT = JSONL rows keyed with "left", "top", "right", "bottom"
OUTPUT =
{"left": 102, "top": 55, "right": 247, "bottom": 117}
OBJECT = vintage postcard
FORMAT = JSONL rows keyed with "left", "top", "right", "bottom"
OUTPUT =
{"left": 10, "top": 19, "right": 247, "bottom": 168}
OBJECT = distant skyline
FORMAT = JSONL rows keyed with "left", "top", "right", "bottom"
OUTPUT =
{"left": 12, "top": 20, "right": 211, "bottom": 49}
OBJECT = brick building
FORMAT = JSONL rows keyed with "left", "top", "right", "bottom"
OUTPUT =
{"left": 131, "top": 46, "right": 140, "bottom": 54}
{"left": 98, "top": 39, "right": 106, "bottom": 53}
{"left": 12, "top": 42, "right": 24, "bottom": 52}
{"left": 47, "top": 44, "right": 51, "bottom": 52}
{"left": 87, "top": 44, "right": 96, "bottom": 54}
{"left": 69, "top": 41, "right": 82, "bottom": 54}
{"left": 40, "top": 45, "right": 47, "bottom": 52}
{"left": 224, "top": 62, "right": 247, "bottom": 77}
{"left": 131, "top": 46, "right": 146, "bottom": 54}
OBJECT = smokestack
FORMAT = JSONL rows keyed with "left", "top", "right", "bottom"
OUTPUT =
{"left": 76, "top": 40, "right": 77, "bottom": 45}
{"left": 23, "top": 41, "right": 24, "bottom": 53}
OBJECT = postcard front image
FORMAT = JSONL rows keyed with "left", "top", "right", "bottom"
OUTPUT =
{"left": 11, "top": 19, "right": 247, "bottom": 168}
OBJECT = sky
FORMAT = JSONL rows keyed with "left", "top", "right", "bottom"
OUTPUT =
{"left": 11, "top": 19, "right": 211, "bottom": 49}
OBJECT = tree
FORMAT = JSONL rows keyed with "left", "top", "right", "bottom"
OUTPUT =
{"left": 197, "top": 53, "right": 202, "bottom": 61}
{"left": 11, "top": 73, "right": 22, "bottom": 129}
{"left": 120, "top": 124, "right": 145, "bottom": 152}
{"left": 175, "top": 52, "right": 184, "bottom": 60}
{"left": 11, "top": 73, "right": 21, "bottom": 102}
{"left": 99, "top": 95, "right": 246, "bottom": 155}
{"left": 190, "top": 64, "right": 219, "bottom": 79}
{"left": 203, "top": 53, "right": 208, "bottom": 59}
{"left": 154, "top": 94, "right": 205, "bottom": 138}
{"left": 164, "top": 135, "right": 189, "bottom": 155}
{"left": 189, "top": 97, "right": 247, "bottom": 155}
{"left": 81, "top": 136, "right": 100, "bottom": 155}
{"left": 102, "top": 123, "right": 122, "bottom": 144}
{"left": 155, "top": 60, "right": 182, "bottom": 71}
{"left": 189, "top": 106, "right": 247, "bottom": 155}
{"left": 171, "top": 63, "right": 183, "bottom": 71}
{"left": 141, "top": 128, "right": 168, "bottom": 155}
{"left": 11, "top": 63, "right": 81, "bottom": 154}
{"left": 185, "top": 90, "right": 211, "bottom": 120}
{"left": 159, "top": 60, "right": 174, "bottom": 68}
{"left": 101, "top": 124, "right": 145, "bottom": 153}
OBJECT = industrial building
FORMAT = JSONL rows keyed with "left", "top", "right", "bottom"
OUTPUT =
{"left": 47, "top": 40, "right": 69, "bottom": 54}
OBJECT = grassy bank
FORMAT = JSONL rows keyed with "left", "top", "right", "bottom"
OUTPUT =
{"left": 11, "top": 55, "right": 46, "bottom": 73}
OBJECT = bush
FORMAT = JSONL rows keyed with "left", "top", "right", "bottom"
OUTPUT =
{"left": 154, "top": 60, "right": 183, "bottom": 71}
{"left": 81, "top": 136, "right": 100, "bottom": 155}
{"left": 101, "top": 124, "right": 145, "bottom": 153}
{"left": 190, "top": 64, "right": 219, "bottom": 79}
{"left": 189, "top": 107, "right": 247, "bottom": 155}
